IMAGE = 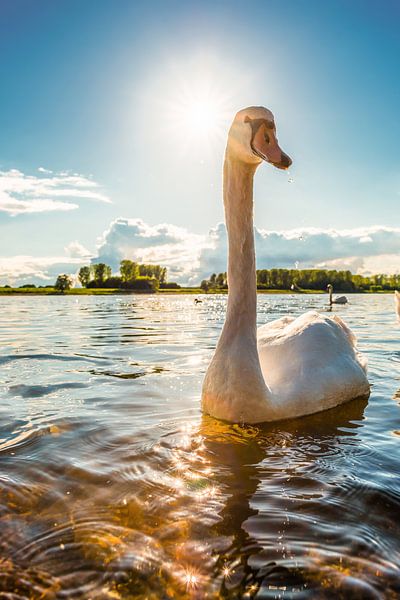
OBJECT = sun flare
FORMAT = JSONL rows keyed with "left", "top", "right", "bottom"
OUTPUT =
{"left": 178, "top": 95, "right": 222, "bottom": 137}
{"left": 166, "top": 77, "right": 233, "bottom": 150}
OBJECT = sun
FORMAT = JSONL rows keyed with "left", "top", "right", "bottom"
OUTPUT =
{"left": 140, "top": 54, "right": 245, "bottom": 154}
{"left": 166, "top": 78, "right": 233, "bottom": 149}
{"left": 177, "top": 94, "right": 223, "bottom": 138}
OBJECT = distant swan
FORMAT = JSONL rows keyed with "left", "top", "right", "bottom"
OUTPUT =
{"left": 327, "top": 284, "right": 348, "bottom": 305}
{"left": 395, "top": 290, "right": 400, "bottom": 321}
{"left": 201, "top": 106, "right": 369, "bottom": 424}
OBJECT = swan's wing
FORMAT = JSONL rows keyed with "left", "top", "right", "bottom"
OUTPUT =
{"left": 331, "top": 313, "right": 367, "bottom": 372}
{"left": 395, "top": 290, "right": 400, "bottom": 320}
{"left": 330, "top": 313, "right": 356, "bottom": 346}
{"left": 257, "top": 311, "right": 369, "bottom": 419}
{"left": 334, "top": 296, "right": 348, "bottom": 304}
{"left": 257, "top": 315, "right": 296, "bottom": 341}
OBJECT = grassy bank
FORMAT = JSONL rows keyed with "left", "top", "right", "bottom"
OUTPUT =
{"left": 0, "top": 286, "right": 325, "bottom": 295}
{"left": 1, "top": 286, "right": 394, "bottom": 296}
{"left": 0, "top": 287, "right": 120, "bottom": 295}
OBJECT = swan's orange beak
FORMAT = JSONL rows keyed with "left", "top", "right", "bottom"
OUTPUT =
{"left": 251, "top": 122, "right": 292, "bottom": 170}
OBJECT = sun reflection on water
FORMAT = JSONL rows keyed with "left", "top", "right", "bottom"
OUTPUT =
{"left": 0, "top": 294, "right": 399, "bottom": 598}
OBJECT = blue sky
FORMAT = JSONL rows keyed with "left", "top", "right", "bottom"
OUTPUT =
{"left": 0, "top": 0, "right": 399, "bottom": 283}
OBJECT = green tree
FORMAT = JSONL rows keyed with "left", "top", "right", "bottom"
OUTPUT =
{"left": 160, "top": 267, "right": 167, "bottom": 284}
{"left": 92, "top": 263, "right": 112, "bottom": 284}
{"left": 55, "top": 274, "right": 73, "bottom": 292}
{"left": 216, "top": 272, "right": 226, "bottom": 287}
{"left": 78, "top": 266, "right": 91, "bottom": 287}
{"left": 200, "top": 279, "right": 210, "bottom": 292}
{"left": 152, "top": 265, "right": 162, "bottom": 281}
{"left": 120, "top": 259, "right": 139, "bottom": 282}
{"left": 139, "top": 264, "right": 151, "bottom": 277}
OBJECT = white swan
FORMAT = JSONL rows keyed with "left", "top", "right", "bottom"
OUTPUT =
{"left": 327, "top": 284, "right": 348, "bottom": 305}
{"left": 201, "top": 106, "right": 369, "bottom": 424}
{"left": 395, "top": 290, "right": 400, "bottom": 321}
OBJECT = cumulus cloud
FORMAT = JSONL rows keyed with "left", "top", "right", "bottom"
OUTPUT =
{"left": 0, "top": 255, "right": 86, "bottom": 286}
{"left": 95, "top": 218, "right": 208, "bottom": 281}
{"left": 199, "top": 224, "right": 400, "bottom": 278}
{"left": 94, "top": 219, "right": 400, "bottom": 284}
{"left": 64, "top": 241, "right": 92, "bottom": 259}
{"left": 1, "top": 219, "right": 399, "bottom": 287}
{"left": 0, "top": 168, "right": 111, "bottom": 215}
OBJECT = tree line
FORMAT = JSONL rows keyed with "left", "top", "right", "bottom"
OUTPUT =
{"left": 200, "top": 269, "right": 400, "bottom": 292}
{"left": 76, "top": 260, "right": 170, "bottom": 291}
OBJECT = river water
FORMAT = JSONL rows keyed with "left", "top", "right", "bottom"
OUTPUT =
{"left": 0, "top": 294, "right": 399, "bottom": 599}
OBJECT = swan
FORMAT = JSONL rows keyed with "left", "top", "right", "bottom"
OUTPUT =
{"left": 327, "top": 283, "right": 348, "bottom": 305}
{"left": 395, "top": 290, "right": 400, "bottom": 321}
{"left": 201, "top": 106, "right": 369, "bottom": 424}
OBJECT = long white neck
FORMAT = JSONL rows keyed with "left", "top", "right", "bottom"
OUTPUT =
{"left": 202, "top": 153, "right": 271, "bottom": 422}
{"left": 201, "top": 151, "right": 272, "bottom": 423}
{"left": 221, "top": 155, "right": 258, "bottom": 341}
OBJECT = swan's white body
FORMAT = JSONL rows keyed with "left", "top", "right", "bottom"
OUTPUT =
{"left": 201, "top": 106, "right": 369, "bottom": 424}
{"left": 395, "top": 290, "right": 400, "bottom": 321}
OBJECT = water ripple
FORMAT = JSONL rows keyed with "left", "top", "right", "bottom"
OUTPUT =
{"left": 0, "top": 294, "right": 399, "bottom": 597}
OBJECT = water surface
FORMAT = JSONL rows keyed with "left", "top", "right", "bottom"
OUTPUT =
{"left": 0, "top": 294, "right": 399, "bottom": 598}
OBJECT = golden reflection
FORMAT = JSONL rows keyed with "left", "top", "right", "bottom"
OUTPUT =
{"left": 222, "top": 564, "right": 232, "bottom": 579}
{"left": 0, "top": 395, "right": 380, "bottom": 599}
{"left": 183, "top": 568, "right": 199, "bottom": 589}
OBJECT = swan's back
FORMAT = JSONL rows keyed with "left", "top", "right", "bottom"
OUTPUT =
{"left": 333, "top": 295, "right": 348, "bottom": 304}
{"left": 257, "top": 311, "right": 369, "bottom": 419}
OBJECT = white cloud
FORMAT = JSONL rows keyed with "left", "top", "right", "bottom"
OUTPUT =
{"left": 0, "top": 168, "right": 111, "bottom": 216}
{"left": 0, "top": 197, "right": 78, "bottom": 215}
{"left": 1, "top": 220, "right": 399, "bottom": 287}
{"left": 198, "top": 224, "right": 400, "bottom": 279}
{"left": 95, "top": 219, "right": 400, "bottom": 284}
{"left": 0, "top": 255, "right": 86, "bottom": 286}
{"left": 95, "top": 218, "right": 208, "bottom": 282}
{"left": 316, "top": 254, "right": 400, "bottom": 276}
{"left": 64, "top": 241, "right": 92, "bottom": 259}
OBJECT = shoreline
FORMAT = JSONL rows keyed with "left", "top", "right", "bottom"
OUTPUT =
{"left": 0, "top": 287, "right": 395, "bottom": 296}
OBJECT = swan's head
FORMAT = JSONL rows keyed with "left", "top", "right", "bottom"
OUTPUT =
{"left": 327, "top": 284, "right": 333, "bottom": 291}
{"left": 226, "top": 106, "right": 292, "bottom": 169}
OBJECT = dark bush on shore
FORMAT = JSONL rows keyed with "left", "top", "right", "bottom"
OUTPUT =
{"left": 121, "top": 276, "right": 159, "bottom": 291}
{"left": 159, "top": 282, "right": 181, "bottom": 289}
{"left": 87, "top": 277, "right": 121, "bottom": 288}
{"left": 86, "top": 275, "right": 159, "bottom": 291}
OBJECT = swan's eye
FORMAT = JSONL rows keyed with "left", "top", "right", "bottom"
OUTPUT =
{"left": 264, "top": 132, "right": 270, "bottom": 144}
